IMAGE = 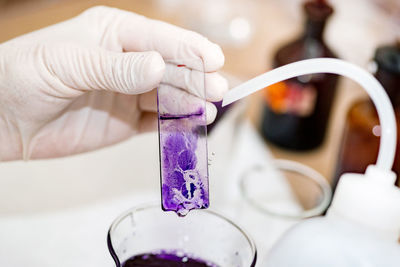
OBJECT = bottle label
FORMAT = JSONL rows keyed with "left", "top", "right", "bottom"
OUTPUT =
{"left": 264, "top": 81, "right": 317, "bottom": 116}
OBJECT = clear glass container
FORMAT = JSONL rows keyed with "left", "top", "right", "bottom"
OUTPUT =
{"left": 107, "top": 203, "right": 257, "bottom": 267}
{"left": 240, "top": 159, "right": 332, "bottom": 219}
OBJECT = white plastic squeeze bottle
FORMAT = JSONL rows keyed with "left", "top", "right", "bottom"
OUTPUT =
{"left": 223, "top": 58, "right": 400, "bottom": 266}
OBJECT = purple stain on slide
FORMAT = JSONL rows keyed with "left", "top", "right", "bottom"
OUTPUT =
{"left": 168, "top": 171, "right": 186, "bottom": 189}
{"left": 158, "top": 101, "right": 209, "bottom": 216}
{"left": 178, "top": 150, "right": 197, "bottom": 171}
{"left": 181, "top": 182, "right": 196, "bottom": 199}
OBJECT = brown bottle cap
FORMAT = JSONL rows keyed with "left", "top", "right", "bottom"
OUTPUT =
{"left": 304, "top": 0, "right": 334, "bottom": 21}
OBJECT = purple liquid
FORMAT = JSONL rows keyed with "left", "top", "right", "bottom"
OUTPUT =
{"left": 122, "top": 251, "right": 218, "bottom": 267}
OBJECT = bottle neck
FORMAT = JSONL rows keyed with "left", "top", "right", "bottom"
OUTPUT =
{"left": 376, "top": 68, "right": 400, "bottom": 108}
{"left": 374, "top": 44, "right": 400, "bottom": 107}
{"left": 303, "top": 18, "right": 326, "bottom": 40}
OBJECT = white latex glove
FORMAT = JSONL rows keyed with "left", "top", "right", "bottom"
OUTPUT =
{"left": 0, "top": 6, "right": 227, "bottom": 161}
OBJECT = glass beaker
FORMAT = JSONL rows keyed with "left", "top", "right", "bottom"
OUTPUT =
{"left": 240, "top": 159, "right": 332, "bottom": 219}
{"left": 107, "top": 203, "right": 257, "bottom": 267}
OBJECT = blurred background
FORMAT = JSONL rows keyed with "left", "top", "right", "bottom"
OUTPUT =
{"left": 0, "top": 0, "right": 399, "bottom": 266}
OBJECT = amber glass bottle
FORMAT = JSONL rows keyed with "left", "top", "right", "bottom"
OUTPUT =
{"left": 333, "top": 43, "right": 400, "bottom": 190}
{"left": 261, "top": 0, "right": 339, "bottom": 150}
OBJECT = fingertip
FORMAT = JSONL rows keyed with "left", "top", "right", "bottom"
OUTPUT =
{"left": 121, "top": 51, "right": 166, "bottom": 94}
{"left": 202, "top": 43, "right": 225, "bottom": 72}
{"left": 182, "top": 31, "right": 225, "bottom": 72}
{"left": 206, "top": 102, "right": 218, "bottom": 125}
{"left": 140, "top": 51, "right": 166, "bottom": 92}
{"left": 204, "top": 41, "right": 225, "bottom": 72}
{"left": 206, "top": 73, "right": 229, "bottom": 101}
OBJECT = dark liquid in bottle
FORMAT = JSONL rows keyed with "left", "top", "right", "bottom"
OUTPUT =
{"left": 122, "top": 252, "right": 218, "bottom": 267}
{"left": 261, "top": 0, "right": 339, "bottom": 150}
{"left": 333, "top": 43, "right": 400, "bottom": 189}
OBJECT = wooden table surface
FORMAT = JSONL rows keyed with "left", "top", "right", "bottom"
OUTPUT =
{"left": 0, "top": 0, "right": 369, "bottom": 182}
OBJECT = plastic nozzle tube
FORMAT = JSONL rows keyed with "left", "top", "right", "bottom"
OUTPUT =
{"left": 222, "top": 58, "right": 397, "bottom": 171}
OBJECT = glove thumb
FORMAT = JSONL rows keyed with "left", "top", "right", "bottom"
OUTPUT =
{"left": 44, "top": 44, "right": 165, "bottom": 95}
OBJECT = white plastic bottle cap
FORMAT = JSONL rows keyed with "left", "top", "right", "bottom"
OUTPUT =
{"left": 327, "top": 165, "right": 400, "bottom": 241}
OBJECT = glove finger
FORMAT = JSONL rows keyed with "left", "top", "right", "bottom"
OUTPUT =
{"left": 120, "top": 16, "right": 224, "bottom": 72}
{"left": 82, "top": 6, "right": 225, "bottom": 72}
{"left": 139, "top": 85, "right": 217, "bottom": 124}
{"left": 162, "top": 63, "right": 228, "bottom": 102}
{"left": 44, "top": 44, "right": 165, "bottom": 96}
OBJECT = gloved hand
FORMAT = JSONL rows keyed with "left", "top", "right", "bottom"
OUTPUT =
{"left": 0, "top": 6, "right": 227, "bottom": 161}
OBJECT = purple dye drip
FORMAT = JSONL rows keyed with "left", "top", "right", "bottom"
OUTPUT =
{"left": 122, "top": 251, "right": 219, "bottom": 267}
{"left": 158, "top": 109, "right": 209, "bottom": 216}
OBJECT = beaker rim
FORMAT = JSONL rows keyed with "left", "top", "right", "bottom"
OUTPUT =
{"left": 107, "top": 202, "right": 257, "bottom": 267}
{"left": 240, "top": 159, "right": 332, "bottom": 220}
